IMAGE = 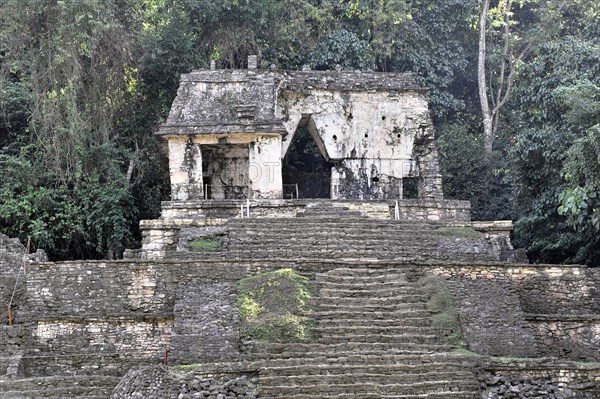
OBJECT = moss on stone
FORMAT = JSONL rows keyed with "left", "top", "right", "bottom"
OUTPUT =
{"left": 451, "top": 348, "right": 481, "bottom": 357}
{"left": 188, "top": 238, "right": 221, "bottom": 251}
{"left": 418, "top": 275, "right": 465, "bottom": 347}
{"left": 237, "top": 269, "right": 314, "bottom": 343}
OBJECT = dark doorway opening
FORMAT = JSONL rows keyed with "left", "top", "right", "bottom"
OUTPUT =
{"left": 283, "top": 127, "right": 333, "bottom": 199}
{"left": 402, "top": 177, "right": 419, "bottom": 199}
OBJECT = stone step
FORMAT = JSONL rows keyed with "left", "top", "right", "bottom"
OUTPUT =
{"left": 315, "top": 273, "right": 412, "bottom": 290}
{"left": 318, "top": 285, "right": 422, "bottom": 295}
{"left": 247, "top": 343, "right": 455, "bottom": 358}
{"left": 315, "top": 293, "right": 429, "bottom": 303}
{"left": 259, "top": 370, "right": 476, "bottom": 385}
{"left": 227, "top": 218, "right": 437, "bottom": 227}
{"left": 226, "top": 241, "right": 439, "bottom": 250}
{"left": 257, "top": 380, "right": 478, "bottom": 397}
{"left": 316, "top": 317, "right": 432, "bottom": 328}
{"left": 316, "top": 303, "right": 428, "bottom": 313}
{"left": 320, "top": 268, "right": 411, "bottom": 277}
{"left": 225, "top": 251, "right": 431, "bottom": 261}
{"left": 253, "top": 352, "right": 465, "bottom": 366}
{"left": 260, "top": 363, "right": 474, "bottom": 376}
{"left": 316, "top": 280, "right": 417, "bottom": 290}
{"left": 313, "top": 325, "right": 438, "bottom": 337}
{"left": 228, "top": 232, "right": 440, "bottom": 240}
{"left": 258, "top": 391, "right": 478, "bottom": 399}
{"left": 229, "top": 229, "right": 438, "bottom": 237}
{"left": 318, "top": 333, "right": 440, "bottom": 345}
{"left": 314, "top": 309, "right": 432, "bottom": 319}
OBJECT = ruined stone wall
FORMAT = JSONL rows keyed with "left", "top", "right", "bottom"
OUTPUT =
{"left": 169, "top": 283, "right": 240, "bottom": 364}
{"left": 0, "top": 233, "right": 25, "bottom": 274}
{"left": 0, "top": 234, "right": 46, "bottom": 378}
{"left": 19, "top": 260, "right": 282, "bottom": 376}
{"left": 477, "top": 358, "right": 600, "bottom": 399}
{"left": 9, "top": 258, "right": 599, "bottom": 383}
{"left": 110, "top": 364, "right": 258, "bottom": 399}
{"left": 276, "top": 75, "right": 442, "bottom": 199}
{"left": 433, "top": 265, "right": 600, "bottom": 361}
{"left": 447, "top": 278, "right": 539, "bottom": 357}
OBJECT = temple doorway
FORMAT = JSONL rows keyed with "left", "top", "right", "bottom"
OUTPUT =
{"left": 282, "top": 126, "right": 333, "bottom": 199}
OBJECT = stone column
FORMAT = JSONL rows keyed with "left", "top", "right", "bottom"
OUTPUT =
{"left": 249, "top": 135, "right": 283, "bottom": 199}
{"left": 414, "top": 124, "right": 444, "bottom": 200}
{"left": 168, "top": 137, "right": 204, "bottom": 201}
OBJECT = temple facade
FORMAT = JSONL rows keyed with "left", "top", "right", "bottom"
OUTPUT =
{"left": 157, "top": 56, "right": 443, "bottom": 201}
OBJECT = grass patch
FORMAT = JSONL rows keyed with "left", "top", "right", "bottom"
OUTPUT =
{"left": 418, "top": 275, "right": 465, "bottom": 347}
{"left": 188, "top": 238, "right": 221, "bottom": 252}
{"left": 451, "top": 348, "right": 481, "bottom": 357}
{"left": 435, "top": 226, "right": 481, "bottom": 240}
{"left": 237, "top": 269, "right": 314, "bottom": 343}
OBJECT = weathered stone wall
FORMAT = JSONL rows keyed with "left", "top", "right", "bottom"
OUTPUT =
{"left": 448, "top": 278, "right": 538, "bottom": 357}
{"left": 7, "top": 258, "right": 599, "bottom": 387}
{"left": 432, "top": 265, "right": 600, "bottom": 361}
{"left": 477, "top": 358, "right": 600, "bottom": 399}
{"left": 526, "top": 316, "right": 600, "bottom": 361}
{"left": 170, "top": 283, "right": 240, "bottom": 364}
{"left": 0, "top": 233, "right": 25, "bottom": 274}
{"left": 110, "top": 364, "right": 258, "bottom": 399}
{"left": 0, "top": 234, "right": 45, "bottom": 378}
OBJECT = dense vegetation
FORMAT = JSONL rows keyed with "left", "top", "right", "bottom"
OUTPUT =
{"left": 0, "top": 0, "right": 598, "bottom": 265}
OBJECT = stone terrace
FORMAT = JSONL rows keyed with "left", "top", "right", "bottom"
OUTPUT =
{"left": 1, "top": 207, "right": 600, "bottom": 398}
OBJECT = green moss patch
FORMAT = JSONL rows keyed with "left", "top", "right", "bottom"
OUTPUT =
{"left": 188, "top": 238, "right": 221, "bottom": 252}
{"left": 237, "top": 269, "right": 314, "bottom": 343}
{"left": 435, "top": 226, "right": 481, "bottom": 240}
{"left": 418, "top": 275, "right": 465, "bottom": 347}
{"left": 451, "top": 348, "right": 481, "bottom": 357}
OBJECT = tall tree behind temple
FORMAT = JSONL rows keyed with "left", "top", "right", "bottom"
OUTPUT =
{"left": 510, "top": 0, "right": 600, "bottom": 265}
{"left": 0, "top": 0, "right": 597, "bottom": 264}
{"left": 0, "top": 0, "right": 169, "bottom": 259}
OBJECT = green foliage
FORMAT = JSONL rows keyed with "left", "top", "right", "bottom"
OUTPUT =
{"left": 237, "top": 269, "right": 314, "bottom": 343}
{"left": 418, "top": 275, "right": 464, "bottom": 347}
{"left": 437, "top": 121, "right": 514, "bottom": 220}
{"left": 510, "top": 29, "right": 600, "bottom": 265}
{"left": 389, "top": 0, "right": 480, "bottom": 120}
{"left": 0, "top": 0, "right": 174, "bottom": 259}
{"left": 310, "top": 29, "right": 371, "bottom": 70}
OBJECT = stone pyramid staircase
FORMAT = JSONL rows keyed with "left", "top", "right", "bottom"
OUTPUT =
{"left": 225, "top": 217, "right": 498, "bottom": 263}
{"left": 297, "top": 202, "right": 366, "bottom": 218}
{"left": 250, "top": 267, "right": 480, "bottom": 398}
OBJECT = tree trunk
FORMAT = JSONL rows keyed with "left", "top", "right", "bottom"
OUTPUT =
{"left": 478, "top": 0, "right": 494, "bottom": 156}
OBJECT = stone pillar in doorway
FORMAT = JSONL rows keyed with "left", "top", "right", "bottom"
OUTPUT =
{"left": 167, "top": 136, "right": 204, "bottom": 201}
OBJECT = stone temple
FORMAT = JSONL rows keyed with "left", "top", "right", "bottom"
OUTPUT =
{"left": 158, "top": 55, "right": 442, "bottom": 202}
{"left": 1, "top": 58, "right": 600, "bottom": 399}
